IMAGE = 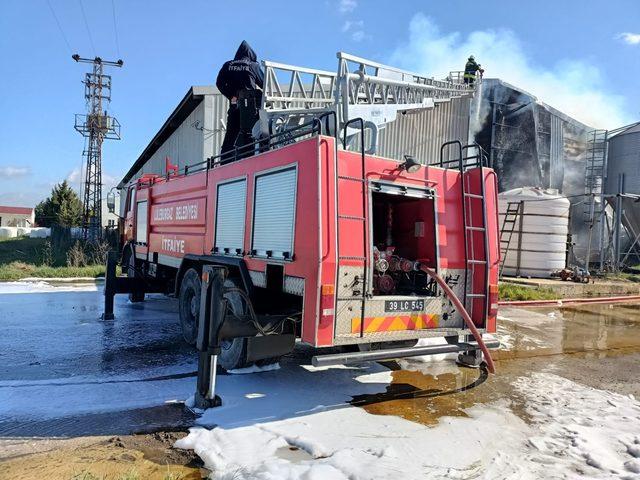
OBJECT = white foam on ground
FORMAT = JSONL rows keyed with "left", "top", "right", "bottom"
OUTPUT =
{"left": 0, "top": 281, "right": 98, "bottom": 294}
{"left": 228, "top": 362, "right": 281, "bottom": 375}
{"left": 177, "top": 371, "right": 640, "bottom": 479}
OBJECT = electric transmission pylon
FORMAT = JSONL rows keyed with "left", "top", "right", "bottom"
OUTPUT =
{"left": 73, "top": 54, "right": 123, "bottom": 241}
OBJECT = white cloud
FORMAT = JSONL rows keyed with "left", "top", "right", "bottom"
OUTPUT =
{"left": 66, "top": 167, "right": 117, "bottom": 191}
{"left": 351, "top": 30, "right": 367, "bottom": 42}
{"left": 389, "top": 14, "right": 633, "bottom": 129}
{"left": 0, "top": 166, "right": 30, "bottom": 178}
{"left": 342, "top": 19, "right": 368, "bottom": 42}
{"left": 342, "top": 20, "right": 362, "bottom": 32}
{"left": 338, "top": 0, "right": 357, "bottom": 13}
{"left": 66, "top": 167, "right": 83, "bottom": 185}
{"left": 616, "top": 32, "right": 640, "bottom": 45}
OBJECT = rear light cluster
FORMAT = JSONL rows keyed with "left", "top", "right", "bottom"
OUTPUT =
{"left": 320, "top": 284, "right": 335, "bottom": 322}
{"left": 488, "top": 284, "right": 499, "bottom": 317}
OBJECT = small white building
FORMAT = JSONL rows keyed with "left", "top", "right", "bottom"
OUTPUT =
{"left": 0, "top": 206, "right": 35, "bottom": 227}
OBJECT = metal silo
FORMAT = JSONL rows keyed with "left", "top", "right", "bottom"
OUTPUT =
{"left": 604, "top": 123, "right": 640, "bottom": 265}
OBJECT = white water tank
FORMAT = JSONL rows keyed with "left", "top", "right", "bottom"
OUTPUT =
{"left": 498, "top": 187, "right": 570, "bottom": 278}
{"left": 0, "top": 227, "right": 17, "bottom": 239}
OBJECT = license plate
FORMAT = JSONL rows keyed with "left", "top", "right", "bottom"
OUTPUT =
{"left": 384, "top": 299, "right": 425, "bottom": 313}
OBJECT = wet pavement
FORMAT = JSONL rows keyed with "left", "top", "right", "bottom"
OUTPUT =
{"left": 2, "top": 282, "right": 640, "bottom": 448}
{"left": 0, "top": 286, "right": 198, "bottom": 437}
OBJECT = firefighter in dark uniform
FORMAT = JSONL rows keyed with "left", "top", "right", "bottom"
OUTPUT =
{"left": 463, "top": 56, "right": 483, "bottom": 85}
{"left": 216, "top": 41, "right": 265, "bottom": 162}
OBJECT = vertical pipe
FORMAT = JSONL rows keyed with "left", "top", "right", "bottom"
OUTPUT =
{"left": 614, "top": 174, "right": 624, "bottom": 271}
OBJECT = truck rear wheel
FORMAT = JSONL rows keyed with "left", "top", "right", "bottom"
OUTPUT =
{"left": 218, "top": 279, "right": 251, "bottom": 372}
{"left": 178, "top": 271, "right": 265, "bottom": 371}
{"left": 178, "top": 268, "right": 201, "bottom": 345}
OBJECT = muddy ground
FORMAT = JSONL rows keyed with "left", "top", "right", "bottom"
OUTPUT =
{"left": 1, "top": 285, "right": 640, "bottom": 479}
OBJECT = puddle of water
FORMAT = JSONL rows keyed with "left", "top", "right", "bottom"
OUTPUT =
{"left": 352, "top": 365, "right": 495, "bottom": 425}
{"left": 354, "top": 303, "right": 640, "bottom": 428}
{"left": 495, "top": 303, "right": 640, "bottom": 360}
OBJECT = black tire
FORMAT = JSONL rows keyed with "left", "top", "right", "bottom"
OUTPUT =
{"left": 127, "top": 251, "right": 145, "bottom": 303}
{"left": 218, "top": 279, "right": 251, "bottom": 371}
{"left": 178, "top": 268, "right": 201, "bottom": 345}
{"left": 178, "top": 272, "right": 253, "bottom": 369}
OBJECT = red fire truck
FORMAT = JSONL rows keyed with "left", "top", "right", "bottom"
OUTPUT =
{"left": 109, "top": 54, "right": 501, "bottom": 372}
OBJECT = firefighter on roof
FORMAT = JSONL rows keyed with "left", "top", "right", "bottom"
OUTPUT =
{"left": 463, "top": 55, "right": 484, "bottom": 85}
{"left": 216, "top": 40, "right": 265, "bottom": 162}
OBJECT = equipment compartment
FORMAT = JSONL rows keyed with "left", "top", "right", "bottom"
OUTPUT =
{"left": 370, "top": 185, "right": 438, "bottom": 297}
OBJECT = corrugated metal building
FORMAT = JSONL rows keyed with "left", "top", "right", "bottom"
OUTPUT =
{"left": 117, "top": 86, "right": 229, "bottom": 210}
{"left": 472, "top": 79, "right": 593, "bottom": 266}
{"left": 474, "top": 79, "right": 592, "bottom": 197}
{"left": 377, "top": 96, "right": 471, "bottom": 165}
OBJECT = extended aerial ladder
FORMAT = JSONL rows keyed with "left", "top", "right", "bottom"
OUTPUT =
{"left": 259, "top": 52, "right": 476, "bottom": 154}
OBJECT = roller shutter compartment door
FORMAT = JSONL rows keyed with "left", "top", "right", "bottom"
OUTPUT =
{"left": 136, "top": 201, "right": 148, "bottom": 244}
{"left": 215, "top": 179, "right": 247, "bottom": 254}
{"left": 252, "top": 167, "right": 297, "bottom": 259}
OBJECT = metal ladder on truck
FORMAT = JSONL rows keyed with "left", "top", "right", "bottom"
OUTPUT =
{"left": 335, "top": 118, "right": 369, "bottom": 337}
{"left": 440, "top": 141, "right": 490, "bottom": 322}
{"left": 260, "top": 52, "right": 475, "bottom": 155}
{"left": 499, "top": 201, "right": 523, "bottom": 279}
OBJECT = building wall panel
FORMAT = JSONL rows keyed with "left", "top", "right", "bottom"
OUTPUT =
{"left": 376, "top": 96, "right": 471, "bottom": 165}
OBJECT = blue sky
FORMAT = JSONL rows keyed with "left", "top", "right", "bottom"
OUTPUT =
{"left": 0, "top": 0, "right": 638, "bottom": 206}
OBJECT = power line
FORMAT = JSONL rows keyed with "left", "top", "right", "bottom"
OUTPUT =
{"left": 77, "top": 0, "right": 96, "bottom": 56}
{"left": 111, "top": 0, "right": 121, "bottom": 57}
{"left": 46, "top": 0, "right": 72, "bottom": 54}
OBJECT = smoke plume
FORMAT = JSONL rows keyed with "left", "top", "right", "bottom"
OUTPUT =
{"left": 389, "top": 14, "right": 633, "bottom": 129}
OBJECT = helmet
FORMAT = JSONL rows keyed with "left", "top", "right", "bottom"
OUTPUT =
{"left": 469, "top": 55, "right": 475, "bottom": 61}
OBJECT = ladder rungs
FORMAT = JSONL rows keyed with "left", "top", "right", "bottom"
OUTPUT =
{"left": 339, "top": 256, "right": 366, "bottom": 260}
{"left": 467, "top": 259, "right": 487, "bottom": 264}
{"left": 466, "top": 226, "right": 486, "bottom": 231}
{"left": 338, "top": 215, "right": 365, "bottom": 221}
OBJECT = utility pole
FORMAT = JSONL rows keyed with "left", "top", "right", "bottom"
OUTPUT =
{"left": 73, "top": 54, "right": 123, "bottom": 241}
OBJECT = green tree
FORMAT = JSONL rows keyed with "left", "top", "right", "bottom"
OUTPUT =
{"left": 35, "top": 181, "right": 83, "bottom": 227}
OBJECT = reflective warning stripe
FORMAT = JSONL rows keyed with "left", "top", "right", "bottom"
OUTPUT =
{"left": 351, "top": 314, "right": 439, "bottom": 333}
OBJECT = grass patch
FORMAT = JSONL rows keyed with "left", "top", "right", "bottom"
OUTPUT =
{"left": 606, "top": 272, "right": 640, "bottom": 283}
{"left": 499, "top": 283, "right": 558, "bottom": 301}
{"left": 0, "top": 236, "right": 105, "bottom": 280}
{"left": 0, "top": 261, "right": 104, "bottom": 280}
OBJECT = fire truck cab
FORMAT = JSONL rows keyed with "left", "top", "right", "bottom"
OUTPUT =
{"left": 115, "top": 53, "right": 500, "bottom": 371}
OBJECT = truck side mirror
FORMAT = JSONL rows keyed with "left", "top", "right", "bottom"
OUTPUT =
{"left": 107, "top": 191, "right": 116, "bottom": 214}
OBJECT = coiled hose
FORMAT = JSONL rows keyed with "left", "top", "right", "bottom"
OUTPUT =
{"left": 417, "top": 264, "right": 496, "bottom": 374}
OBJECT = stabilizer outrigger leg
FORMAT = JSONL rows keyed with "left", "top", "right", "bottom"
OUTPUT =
{"left": 194, "top": 265, "right": 227, "bottom": 409}
{"left": 457, "top": 335, "right": 484, "bottom": 368}
{"left": 101, "top": 251, "right": 160, "bottom": 320}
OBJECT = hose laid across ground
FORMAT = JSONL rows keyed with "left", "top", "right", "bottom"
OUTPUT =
{"left": 418, "top": 264, "right": 496, "bottom": 374}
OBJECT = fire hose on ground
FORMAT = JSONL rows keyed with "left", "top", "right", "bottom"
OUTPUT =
{"left": 417, "top": 263, "right": 496, "bottom": 374}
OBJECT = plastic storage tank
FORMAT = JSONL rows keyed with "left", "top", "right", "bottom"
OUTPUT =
{"left": 498, "top": 187, "right": 570, "bottom": 278}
